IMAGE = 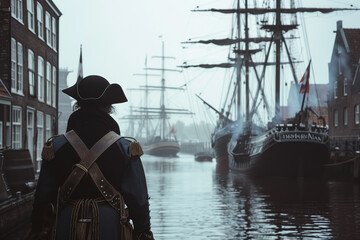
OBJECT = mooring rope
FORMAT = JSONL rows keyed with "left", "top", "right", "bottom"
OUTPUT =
{"left": 322, "top": 157, "right": 358, "bottom": 167}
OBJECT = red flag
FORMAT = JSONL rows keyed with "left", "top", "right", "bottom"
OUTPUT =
{"left": 300, "top": 61, "right": 311, "bottom": 94}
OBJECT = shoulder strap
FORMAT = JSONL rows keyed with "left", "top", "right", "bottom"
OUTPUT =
{"left": 60, "top": 130, "right": 120, "bottom": 201}
{"left": 60, "top": 131, "right": 128, "bottom": 220}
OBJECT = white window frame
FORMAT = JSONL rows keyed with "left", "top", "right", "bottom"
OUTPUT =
{"left": 11, "top": 38, "right": 17, "bottom": 92}
{"left": 27, "top": 109, "right": 35, "bottom": 161}
{"left": 37, "top": 2, "right": 44, "bottom": 40}
{"left": 36, "top": 111, "right": 44, "bottom": 172}
{"left": 334, "top": 110, "right": 339, "bottom": 127}
{"left": 355, "top": 105, "right": 360, "bottom": 125}
{"left": 45, "top": 12, "right": 51, "bottom": 46}
{"left": 334, "top": 80, "right": 338, "bottom": 99}
{"left": 52, "top": 17, "right": 57, "bottom": 50}
{"left": 27, "top": 0, "right": 35, "bottom": 32}
{"left": 45, "top": 114, "right": 51, "bottom": 141}
{"left": 12, "top": 106, "right": 22, "bottom": 149}
{"left": 46, "top": 61, "right": 52, "bottom": 104}
{"left": 16, "top": 42, "right": 23, "bottom": 94}
{"left": 52, "top": 66, "right": 57, "bottom": 107}
{"left": 38, "top": 56, "right": 44, "bottom": 102}
{"left": 344, "top": 107, "right": 348, "bottom": 126}
{"left": 28, "top": 49, "right": 35, "bottom": 96}
{"left": 11, "top": 39, "right": 23, "bottom": 94}
{"left": 11, "top": 0, "right": 24, "bottom": 23}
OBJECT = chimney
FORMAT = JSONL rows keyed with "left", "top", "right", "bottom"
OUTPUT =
{"left": 337, "top": 20, "right": 343, "bottom": 31}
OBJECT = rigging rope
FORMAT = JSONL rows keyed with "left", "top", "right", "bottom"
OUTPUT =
{"left": 322, "top": 157, "right": 358, "bottom": 166}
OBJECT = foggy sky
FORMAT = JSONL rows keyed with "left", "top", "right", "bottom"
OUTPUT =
{"left": 53, "top": 0, "right": 360, "bottom": 130}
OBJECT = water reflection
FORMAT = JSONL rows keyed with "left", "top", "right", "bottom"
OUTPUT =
{"left": 143, "top": 154, "right": 360, "bottom": 240}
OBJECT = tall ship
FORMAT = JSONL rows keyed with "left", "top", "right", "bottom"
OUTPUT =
{"left": 124, "top": 41, "right": 192, "bottom": 157}
{"left": 185, "top": 0, "right": 356, "bottom": 176}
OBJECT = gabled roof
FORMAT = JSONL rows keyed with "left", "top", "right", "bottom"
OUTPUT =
{"left": 0, "top": 77, "right": 12, "bottom": 100}
{"left": 343, "top": 28, "right": 360, "bottom": 65}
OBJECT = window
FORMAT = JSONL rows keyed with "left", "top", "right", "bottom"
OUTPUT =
{"left": 11, "top": 0, "right": 23, "bottom": 23}
{"left": 27, "top": 0, "right": 34, "bottom": 32}
{"left": 46, "top": 62, "right": 51, "bottom": 104}
{"left": 334, "top": 110, "right": 338, "bottom": 127}
{"left": 52, "top": 17, "right": 57, "bottom": 49}
{"left": 45, "top": 114, "right": 51, "bottom": 140}
{"left": 334, "top": 80, "right": 338, "bottom": 99}
{"left": 27, "top": 109, "right": 35, "bottom": 161}
{"left": 37, "top": 3, "right": 44, "bottom": 39}
{"left": 16, "top": 42, "right": 23, "bottom": 93}
{"left": 344, "top": 107, "right": 348, "bottom": 126}
{"left": 11, "top": 38, "right": 16, "bottom": 91}
{"left": 11, "top": 39, "right": 23, "bottom": 94}
{"left": 45, "top": 12, "right": 51, "bottom": 46}
{"left": 344, "top": 78, "right": 348, "bottom": 96}
{"left": 38, "top": 56, "right": 44, "bottom": 101}
{"left": 28, "top": 49, "right": 35, "bottom": 96}
{"left": 36, "top": 111, "right": 44, "bottom": 172}
{"left": 355, "top": 105, "right": 360, "bottom": 125}
{"left": 52, "top": 66, "right": 57, "bottom": 107}
{"left": 12, "top": 106, "right": 22, "bottom": 149}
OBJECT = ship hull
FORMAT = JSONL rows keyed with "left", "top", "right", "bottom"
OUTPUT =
{"left": 228, "top": 124, "right": 330, "bottom": 177}
{"left": 212, "top": 121, "right": 239, "bottom": 166}
{"left": 143, "top": 140, "right": 180, "bottom": 157}
{"left": 213, "top": 133, "right": 232, "bottom": 165}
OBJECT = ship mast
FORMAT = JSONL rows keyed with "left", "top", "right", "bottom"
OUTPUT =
{"left": 244, "top": 0, "right": 250, "bottom": 129}
{"left": 236, "top": 0, "right": 242, "bottom": 123}
{"left": 275, "top": 0, "right": 281, "bottom": 121}
{"left": 132, "top": 57, "right": 160, "bottom": 142}
{"left": 147, "top": 41, "right": 192, "bottom": 140}
{"left": 187, "top": 1, "right": 358, "bottom": 125}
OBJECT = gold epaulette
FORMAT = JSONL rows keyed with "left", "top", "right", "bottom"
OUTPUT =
{"left": 123, "top": 137, "right": 144, "bottom": 157}
{"left": 41, "top": 134, "right": 62, "bottom": 161}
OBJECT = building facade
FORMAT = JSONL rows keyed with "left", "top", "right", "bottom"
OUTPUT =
{"left": 58, "top": 68, "right": 72, "bottom": 134}
{"left": 328, "top": 21, "right": 360, "bottom": 156}
{"left": 0, "top": 0, "right": 61, "bottom": 171}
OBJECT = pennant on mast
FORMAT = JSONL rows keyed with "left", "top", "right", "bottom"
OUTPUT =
{"left": 77, "top": 45, "right": 83, "bottom": 83}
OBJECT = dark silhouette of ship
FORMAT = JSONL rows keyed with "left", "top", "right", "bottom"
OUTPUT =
{"left": 185, "top": 0, "right": 357, "bottom": 176}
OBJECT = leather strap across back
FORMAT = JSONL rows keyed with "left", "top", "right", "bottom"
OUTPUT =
{"left": 60, "top": 130, "right": 128, "bottom": 219}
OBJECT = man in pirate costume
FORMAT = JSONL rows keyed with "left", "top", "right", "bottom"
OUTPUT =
{"left": 28, "top": 75, "right": 154, "bottom": 240}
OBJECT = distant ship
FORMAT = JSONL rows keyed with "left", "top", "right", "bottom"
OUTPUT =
{"left": 124, "top": 41, "right": 192, "bottom": 157}
{"left": 185, "top": 0, "right": 355, "bottom": 176}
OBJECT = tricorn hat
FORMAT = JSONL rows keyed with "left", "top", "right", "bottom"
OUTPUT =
{"left": 62, "top": 75, "right": 127, "bottom": 105}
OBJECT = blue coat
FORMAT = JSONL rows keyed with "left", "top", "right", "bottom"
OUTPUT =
{"left": 31, "top": 109, "right": 151, "bottom": 239}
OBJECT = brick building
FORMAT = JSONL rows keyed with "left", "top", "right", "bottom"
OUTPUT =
{"left": 328, "top": 21, "right": 360, "bottom": 156}
{"left": 0, "top": 0, "right": 61, "bottom": 171}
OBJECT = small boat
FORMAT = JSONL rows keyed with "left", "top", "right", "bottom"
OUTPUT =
{"left": 142, "top": 137, "right": 180, "bottom": 157}
{"left": 194, "top": 151, "right": 213, "bottom": 162}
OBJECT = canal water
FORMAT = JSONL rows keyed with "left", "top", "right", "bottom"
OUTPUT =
{"left": 144, "top": 153, "right": 360, "bottom": 240}
{"left": 4, "top": 153, "right": 360, "bottom": 239}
